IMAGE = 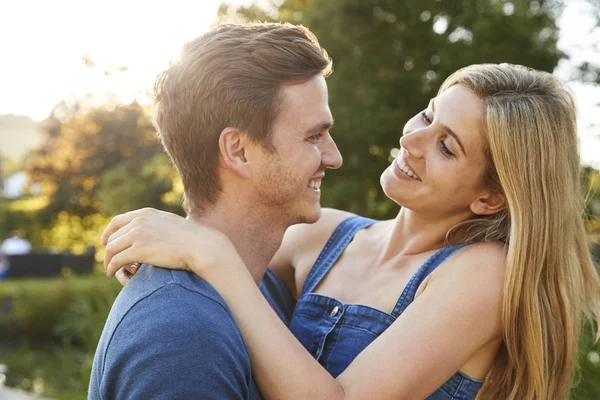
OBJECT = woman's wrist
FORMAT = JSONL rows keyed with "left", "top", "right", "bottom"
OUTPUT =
{"left": 185, "top": 229, "right": 245, "bottom": 285}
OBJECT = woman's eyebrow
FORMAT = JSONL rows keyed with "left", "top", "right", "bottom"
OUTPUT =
{"left": 431, "top": 99, "right": 467, "bottom": 156}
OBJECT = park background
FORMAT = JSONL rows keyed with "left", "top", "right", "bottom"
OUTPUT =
{"left": 1, "top": 0, "right": 599, "bottom": 398}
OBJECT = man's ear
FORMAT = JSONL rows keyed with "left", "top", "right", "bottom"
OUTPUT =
{"left": 469, "top": 188, "right": 506, "bottom": 216}
{"left": 218, "top": 127, "right": 252, "bottom": 178}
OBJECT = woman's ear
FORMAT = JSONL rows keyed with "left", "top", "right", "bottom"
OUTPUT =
{"left": 470, "top": 188, "right": 506, "bottom": 216}
{"left": 218, "top": 127, "right": 252, "bottom": 178}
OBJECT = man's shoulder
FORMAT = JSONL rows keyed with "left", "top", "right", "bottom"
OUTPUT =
{"left": 96, "top": 265, "right": 241, "bottom": 372}
{"left": 117, "top": 264, "right": 226, "bottom": 308}
{"left": 90, "top": 266, "right": 256, "bottom": 399}
{"left": 103, "top": 264, "right": 234, "bottom": 339}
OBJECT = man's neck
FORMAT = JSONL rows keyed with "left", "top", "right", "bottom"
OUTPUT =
{"left": 188, "top": 201, "right": 288, "bottom": 285}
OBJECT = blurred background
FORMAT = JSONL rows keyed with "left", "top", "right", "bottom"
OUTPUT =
{"left": 0, "top": 0, "right": 599, "bottom": 398}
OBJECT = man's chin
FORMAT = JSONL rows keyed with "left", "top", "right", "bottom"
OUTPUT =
{"left": 294, "top": 206, "right": 322, "bottom": 225}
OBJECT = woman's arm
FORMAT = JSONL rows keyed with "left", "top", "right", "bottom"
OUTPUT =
{"left": 202, "top": 243, "right": 505, "bottom": 400}
{"left": 104, "top": 210, "right": 505, "bottom": 400}
{"left": 106, "top": 207, "right": 353, "bottom": 295}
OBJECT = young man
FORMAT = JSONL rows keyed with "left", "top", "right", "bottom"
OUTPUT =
{"left": 89, "top": 23, "right": 342, "bottom": 399}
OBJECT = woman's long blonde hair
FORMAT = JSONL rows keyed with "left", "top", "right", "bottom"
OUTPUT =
{"left": 441, "top": 64, "right": 600, "bottom": 399}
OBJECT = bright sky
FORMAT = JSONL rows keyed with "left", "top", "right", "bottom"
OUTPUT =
{"left": 1, "top": 0, "right": 599, "bottom": 167}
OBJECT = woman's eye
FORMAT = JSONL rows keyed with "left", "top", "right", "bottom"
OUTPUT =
{"left": 440, "top": 140, "right": 454, "bottom": 157}
{"left": 421, "top": 111, "right": 432, "bottom": 124}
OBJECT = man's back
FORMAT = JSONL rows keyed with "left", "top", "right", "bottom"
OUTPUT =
{"left": 89, "top": 265, "right": 279, "bottom": 399}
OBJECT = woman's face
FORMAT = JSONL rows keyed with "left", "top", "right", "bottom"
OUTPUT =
{"left": 380, "top": 84, "right": 495, "bottom": 219}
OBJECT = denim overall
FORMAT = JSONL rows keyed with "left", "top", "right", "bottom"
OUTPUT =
{"left": 289, "top": 216, "right": 484, "bottom": 399}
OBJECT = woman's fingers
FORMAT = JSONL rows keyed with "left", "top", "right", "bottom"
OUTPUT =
{"left": 101, "top": 211, "right": 137, "bottom": 245}
{"left": 126, "top": 263, "right": 141, "bottom": 275}
{"left": 115, "top": 267, "right": 132, "bottom": 286}
{"left": 114, "top": 263, "right": 141, "bottom": 286}
{"left": 104, "top": 230, "right": 137, "bottom": 274}
{"left": 102, "top": 209, "right": 200, "bottom": 280}
{"left": 107, "top": 247, "right": 143, "bottom": 277}
{"left": 101, "top": 208, "right": 159, "bottom": 245}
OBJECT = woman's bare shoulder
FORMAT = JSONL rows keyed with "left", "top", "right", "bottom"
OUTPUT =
{"left": 458, "top": 241, "right": 507, "bottom": 268}
{"left": 432, "top": 241, "right": 508, "bottom": 299}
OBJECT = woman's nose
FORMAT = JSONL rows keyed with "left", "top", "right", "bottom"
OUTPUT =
{"left": 399, "top": 131, "right": 425, "bottom": 159}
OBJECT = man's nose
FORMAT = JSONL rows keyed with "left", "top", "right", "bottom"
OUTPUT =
{"left": 322, "top": 134, "right": 343, "bottom": 170}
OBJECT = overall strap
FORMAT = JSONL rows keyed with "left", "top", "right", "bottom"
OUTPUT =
{"left": 300, "top": 216, "right": 377, "bottom": 297}
{"left": 390, "top": 243, "right": 470, "bottom": 318}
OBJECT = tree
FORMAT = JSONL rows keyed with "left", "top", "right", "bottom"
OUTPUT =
{"left": 582, "top": 165, "right": 600, "bottom": 238}
{"left": 26, "top": 101, "right": 175, "bottom": 220}
{"left": 96, "top": 152, "right": 178, "bottom": 216}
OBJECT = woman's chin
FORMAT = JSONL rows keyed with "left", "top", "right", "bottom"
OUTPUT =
{"left": 380, "top": 170, "right": 405, "bottom": 204}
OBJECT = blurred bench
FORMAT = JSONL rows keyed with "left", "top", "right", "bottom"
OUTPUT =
{"left": 3, "top": 250, "right": 96, "bottom": 279}
{"left": 62, "top": 253, "right": 95, "bottom": 275}
{"left": 5, "top": 253, "right": 64, "bottom": 278}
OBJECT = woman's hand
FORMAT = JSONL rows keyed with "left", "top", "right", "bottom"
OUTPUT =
{"left": 102, "top": 208, "right": 239, "bottom": 280}
{"left": 113, "top": 263, "right": 140, "bottom": 286}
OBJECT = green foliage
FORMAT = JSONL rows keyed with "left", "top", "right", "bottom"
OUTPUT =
{"left": 54, "top": 289, "right": 120, "bottom": 351}
{"left": 15, "top": 100, "right": 185, "bottom": 254}
{"left": 26, "top": 102, "right": 173, "bottom": 220}
{"left": 38, "top": 212, "right": 111, "bottom": 255}
{"left": 573, "top": 321, "right": 600, "bottom": 400}
{"left": 1, "top": 345, "right": 91, "bottom": 400}
{"left": 0, "top": 198, "right": 44, "bottom": 245}
{"left": 0, "top": 275, "right": 122, "bottom": 398}
{"left": 0, "top": 275, "right": 122, "bottom": 345}
{"left": 97, "top": 152, "right": 180, "bottom": 216}
{"left": 582, "top": 166, "right": 600, "bottom": 239}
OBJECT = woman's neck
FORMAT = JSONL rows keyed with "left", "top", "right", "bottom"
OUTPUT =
{"left": 377, "top": 207, "right": 470, "bottom": 263}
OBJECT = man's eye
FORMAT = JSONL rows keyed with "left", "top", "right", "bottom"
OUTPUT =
{"left": 309, "top": 133, "right": 323, "bottom": 142}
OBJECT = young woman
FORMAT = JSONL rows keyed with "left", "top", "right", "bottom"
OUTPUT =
{"left": 102, "top": 63, "right": 600, "bottom": 399}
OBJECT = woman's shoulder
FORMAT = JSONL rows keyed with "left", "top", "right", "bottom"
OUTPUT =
{"left": 432, "top": 241, "right": 508, "bottom": 296}
{"left": 458, "top": 241, "right": 507, "bottom": 266}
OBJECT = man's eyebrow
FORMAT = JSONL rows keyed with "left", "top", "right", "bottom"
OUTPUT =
{"left": 431, "top": 100, "right": 467, "bottom": 156}
{"left": 307, "top": 120, "right": 334, "bottom": 134}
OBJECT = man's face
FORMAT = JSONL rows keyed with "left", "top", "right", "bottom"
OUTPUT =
{"left": 252, "top": 75, "right": 342, "bottom": 225}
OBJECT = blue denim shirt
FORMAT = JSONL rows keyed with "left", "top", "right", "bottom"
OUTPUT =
{"left": 89, "top": 266, "right": 293, "bottom": 400}
{"left": 289, "top": 216, "right": 484, "bottom": 400}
